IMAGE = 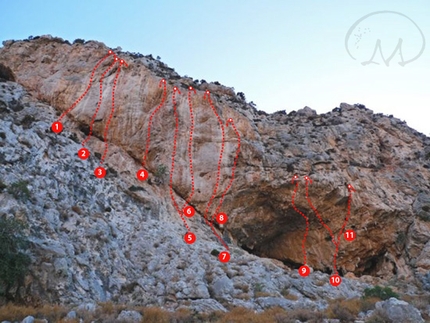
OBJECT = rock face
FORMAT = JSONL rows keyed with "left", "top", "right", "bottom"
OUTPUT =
{"left": 374, "top": 298, "right": 424, "bottom": 323}
{"left": 1, "top": 35, "right": 430, "bottom": 309}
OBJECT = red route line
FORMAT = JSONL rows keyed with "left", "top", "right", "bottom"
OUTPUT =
{"left": 333, "top": 185, "right": 355, "bottom": 274}
{"left": 169, "top": 87, "right": 191, "bottom": 232}
{"left": 211, "top": 118, "right": 241, "bottom": 222}
{"left": 142, "top": 79, "right": 167, "bottom": 167}
{"left": 203, "top": 91, "right": 225, "bottom": 222}
{"left": 100, "top": 58, "right": 124, "bottom": 164}
{"left": 304, "top": 177, "right": 335, "bottom": 245}
{"left": 182, "top": 87, "right": 196, "bottom": 208}
{"left": 304, "top": 176, "right": 356, "bottom": 275}
{"left": 82, "top": 58, "right": 118, "bottom": 147}
{"left": 291, "top": 175, "right": 310, "bottom": 265}
{"left": 57, "top": 51, "right": 115, "bottom": 122}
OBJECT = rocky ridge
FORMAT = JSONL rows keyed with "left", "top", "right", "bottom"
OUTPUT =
{"left": 0, "top": 35, "right": 430, "bottom": 319}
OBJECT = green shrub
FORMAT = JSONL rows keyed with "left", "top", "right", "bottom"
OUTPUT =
{"left": 154, "top": 164, "right": 167, "bottom": 183}
{"left": 7, "top": 180, "right": 31, "bottom": 201}
{"left": 73, "top": 38, "right": 85, "bottom": 44}
{"left": 0, "top": 181, "right": 6, "bottom": 193}
{"left": 0, "top": 217, "right": 31, "bottom": 301}
{"left": 363, "top": 285, "right": 399, "bottom": 300}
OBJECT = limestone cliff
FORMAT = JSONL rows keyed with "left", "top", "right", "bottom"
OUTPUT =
{"left": 1, "top": 35, "right": 430, "bottom": 310}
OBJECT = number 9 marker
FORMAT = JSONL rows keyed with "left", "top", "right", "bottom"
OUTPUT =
{"left": 298, "top": 265, "right": 310, "bottom": 277}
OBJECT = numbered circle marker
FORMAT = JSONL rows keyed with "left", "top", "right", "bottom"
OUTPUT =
{"left": 51, "top": 121, "right": 63, "bottom": 134}
{"left": 184, "top": 232, "right": 196, "bottom": 244}
{"left": 344, "top": 229, "right": 356, "bottom": 242}
{"left": 183, "top": 206, "right": 195, "bottom": 218}
{"left": 216, "top": 212, "right": 228, "bottom": 225}
{"left": 78, "top": 148, "right": 90, "bottom": 160}
{"left": 94, "top": 167, "right": 106, "bottom": 179}
{"left": 298, "top": 265, "right": 310, "bottom": 277}
{"left": 219, "top": 251, "right": 230, "bottom": 263}
{"left": 136, "top": 169, "right": 148, "bottom": 181}
{"left": 330, "top": 274, "right": 342, "bottom": 287}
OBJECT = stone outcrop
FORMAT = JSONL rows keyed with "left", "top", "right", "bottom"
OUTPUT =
{"left": 1, "top": 36, "right": 430, "bottom": 310}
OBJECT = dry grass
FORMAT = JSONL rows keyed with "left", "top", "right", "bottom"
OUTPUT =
{"left": 0, "top": 304, "right": 69, "bottom": 322}
{"left": 254, "top": 291, "right": 273, "bottom": 298}
{"left": 280, "top": 288, "right": 299, "bottom": 301}
{"left": 0, "top": 304, "right": 35, "bottom": 321}
{"left": 313, "top": 279, "right": 326, "bottom": 287}
{"left": 142, "top": 306, "right": 170, "bottom": 323}
{"left": 218, "top": 307, "right": 270, "bottom": 323}
{"left": 326, "top": 297, "right": 382, "bottom": 322}
{"left": 0, "top": 302, "right": 332, "bottom": 323}
{"left": 171, "top": 307, "right": 194, "bottom": 323}
{"left": 400, "top": 294, "right": 430, "bottom": 321}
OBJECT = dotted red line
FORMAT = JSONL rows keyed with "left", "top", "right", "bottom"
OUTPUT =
{"left": 57, "top": 51, "right": 115, "bottom": 122}
{"left": 142, "top": 79, "right": 167, "bottom": 167}
{"left": 211, "top": 118, "right": 241, "bottom": 221}
{"left": 305, "top": 179, "right": 335, "bottom": 245}
{"left": 291, "top": 180, "right": 309, "bottom": 265}
{"left": 100, "top": 59, "right": 123, "bottom": 164}
{"left": 333, "top": 189, "right": 354, "bottom": 274}
{"left": 209, "top": 119, "right": 241, "bottom": 251}
{"left": 169, "top": 87, "right": 190, "bottom": 232}
{"left": 182, "top": 87, "right": 196, "bottom": 208}
{"left": 203, "top": 91, "right": 225, "bottom": 222}
{"left": 82, "top": 58, "right": 118, "bottom": 147}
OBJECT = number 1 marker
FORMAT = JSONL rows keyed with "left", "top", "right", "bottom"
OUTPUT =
{"left": 51, "top": 121, "right": 63, "bottom": 134}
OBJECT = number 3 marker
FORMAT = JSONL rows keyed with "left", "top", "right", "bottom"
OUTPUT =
{"left": 94, "top": 167, "right": 106, "bottom": 178}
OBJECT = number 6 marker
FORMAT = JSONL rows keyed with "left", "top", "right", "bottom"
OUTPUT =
{"left": 183, "top": 206, "right": 195, "bottom": 218}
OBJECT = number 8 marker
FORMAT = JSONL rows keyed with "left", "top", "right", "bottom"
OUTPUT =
{"left": 216, "top": 213, "right": 228, "bottom": 225}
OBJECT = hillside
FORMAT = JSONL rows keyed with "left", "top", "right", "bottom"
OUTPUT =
{"left": 0, "top": 35, "right": 430, "bottom": 322}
